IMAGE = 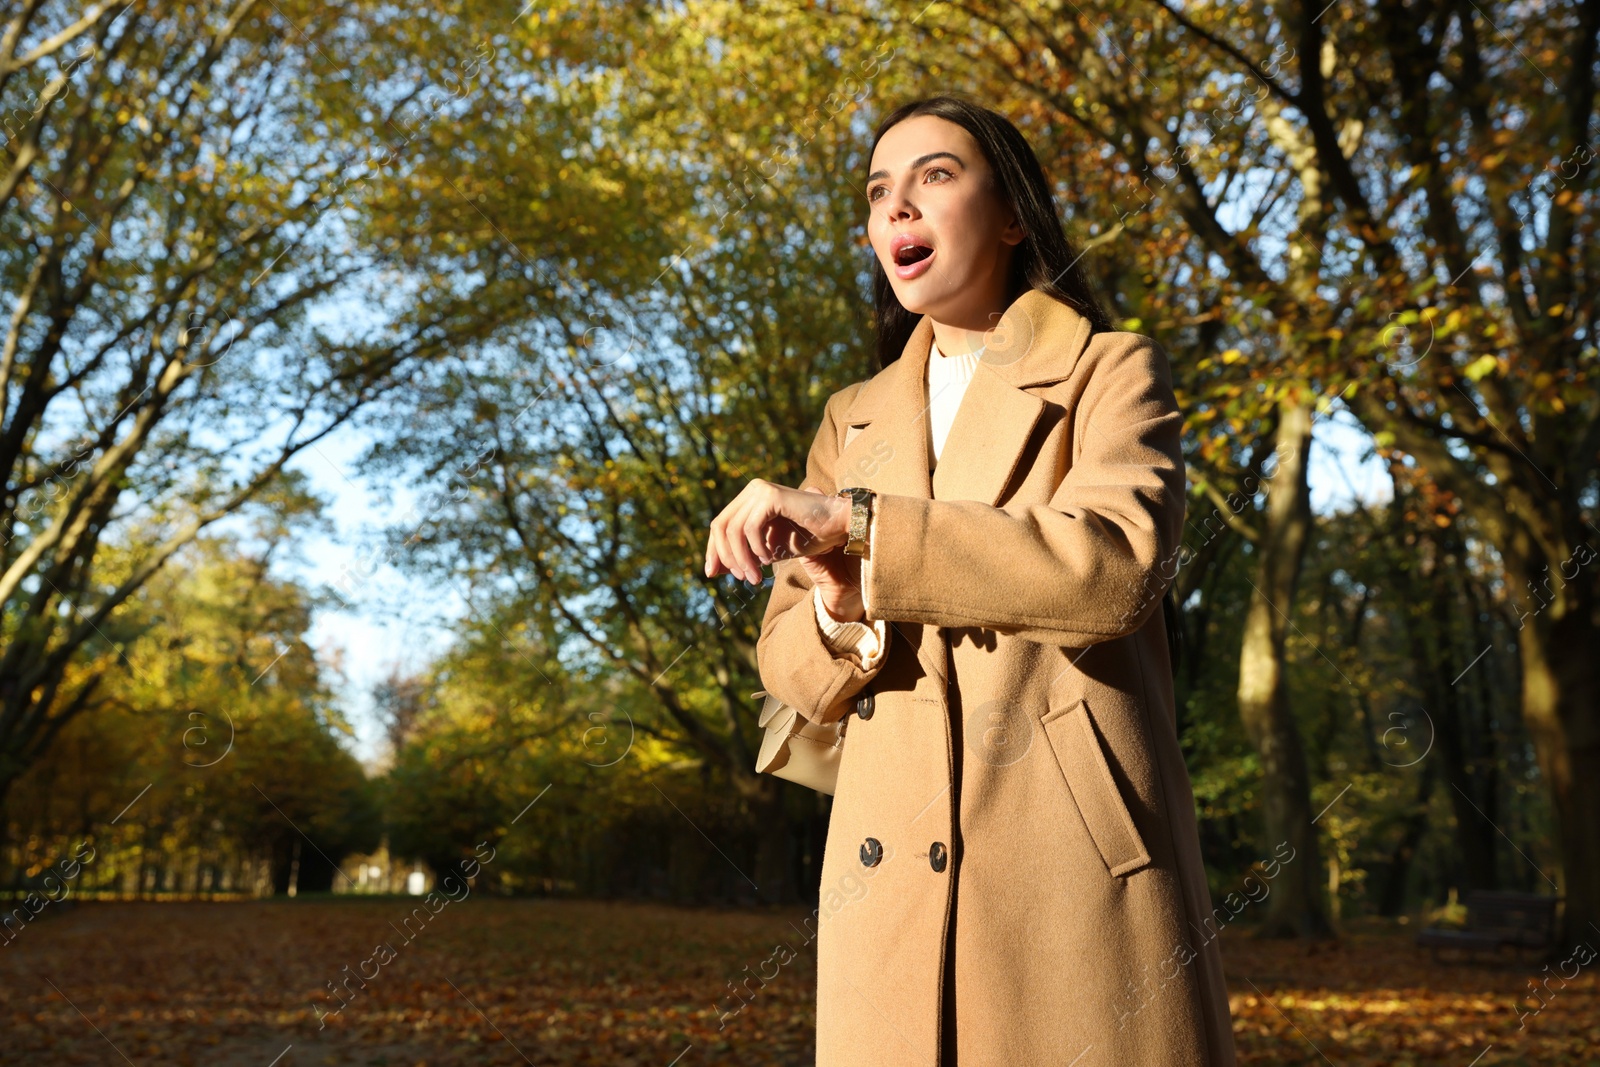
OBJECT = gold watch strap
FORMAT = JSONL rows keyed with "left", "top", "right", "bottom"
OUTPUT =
{"left": 837, "top": 487, "right": 874, "bottom": 557}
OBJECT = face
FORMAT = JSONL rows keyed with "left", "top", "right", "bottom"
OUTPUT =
{"left": 865, "top": 114, "right": 1025, "bottom": 331}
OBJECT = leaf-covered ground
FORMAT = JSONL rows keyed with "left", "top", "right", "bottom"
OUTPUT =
{"left": 0, "top": 900, "right": 1593, "bottom": 1065}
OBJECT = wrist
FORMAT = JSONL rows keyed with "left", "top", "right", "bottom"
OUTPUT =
{"left": 824, "top": 495, "right": 852, "bottom": 551}
{"left": 820, "top": 590, "right": 866, "bottom": 624}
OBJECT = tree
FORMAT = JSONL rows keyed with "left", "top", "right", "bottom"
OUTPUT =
{"left": 0, "top": 0, "right": 500, "bottom": 813}
{"left": 339, "top": 0, "right": 909, "bottom": 904}
{"left": 2, "top": 532, "right": 379, "bottom": 895}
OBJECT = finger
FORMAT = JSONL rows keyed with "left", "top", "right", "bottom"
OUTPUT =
{"left": 761, "top": 519, "right": 789, "bottom": 562}
{"left": 712, "top": 499, "right": 750, "bottom": 582}
{"left": 711, "top": 490, "right": 758, "bottom": 585}
{"left": 796, "top": 554, "right": 829, "bottom": 590}
{"left": 798, "top": 553, "right": 837, "bottom": 590}
{"left": 732, "top": 495, "right": 770, "bottom": 585}
{"left": 704, "top": 485, "right": 747, "bottom": 578}
{"left": 704, "top": 500, "right": 726, "bottom": 577}
{"left": 768, "top": 513, "right": 813, "bottom": 562}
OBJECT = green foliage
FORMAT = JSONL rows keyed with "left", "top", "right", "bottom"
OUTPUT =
{"left": 2, "top": 536, "right": 377, "bottom": 895}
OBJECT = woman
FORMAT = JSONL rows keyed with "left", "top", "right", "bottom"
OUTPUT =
{"left": 704, "top": 95, "right": 1236, "bottom": 1067}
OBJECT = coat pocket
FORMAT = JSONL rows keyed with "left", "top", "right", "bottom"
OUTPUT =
{"left": 1039, "top": 697, "right": 1152, "bottom": 877}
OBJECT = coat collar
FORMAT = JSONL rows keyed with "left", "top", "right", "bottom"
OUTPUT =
{"left": 835, "top": 287, "right": 1094, "bottom": 506}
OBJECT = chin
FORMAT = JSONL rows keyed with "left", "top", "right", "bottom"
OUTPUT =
{"left": 887, "top": 280, "right": 937, "bottom": 314}
{"left": 891, "top": 288, "right": 949, "bottom": 318}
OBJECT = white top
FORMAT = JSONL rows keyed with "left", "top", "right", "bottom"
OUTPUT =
{"left": 813, "top": 338, "right": 982, "bottom": 667}
{"left": 925, "top": 338, "right": 981, "bottom": 466}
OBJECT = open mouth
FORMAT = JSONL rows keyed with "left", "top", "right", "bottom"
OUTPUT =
{"left": 894, "top": 244, "right": 933, "bottom": 266}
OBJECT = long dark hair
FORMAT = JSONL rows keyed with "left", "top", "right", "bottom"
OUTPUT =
{"left": 866, "top": 95, "right": 1185, "bottom": 680}
{"left": 867, "top": 94, "right": 1114, "bottom": 371}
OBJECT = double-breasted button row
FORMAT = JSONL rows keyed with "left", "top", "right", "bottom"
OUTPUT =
{"left": 858, "top": 837, "right": 950, "bottom": 872}
{"left": 854, "top": 691, "right": 874, "bottom": 719}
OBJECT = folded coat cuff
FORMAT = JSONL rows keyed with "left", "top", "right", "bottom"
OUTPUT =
{"left": 813, "top": 585, "right": 889, "bottom": 671}
{"left": 759, "top": 563, "right": 887, "bottom": 726}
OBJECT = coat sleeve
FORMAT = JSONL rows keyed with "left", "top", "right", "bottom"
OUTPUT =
{"left": 862, "top": 336, "right": 1186, "bottom": 647}
{"left": 756, "top": 384, "right": 893, "bottom": 726}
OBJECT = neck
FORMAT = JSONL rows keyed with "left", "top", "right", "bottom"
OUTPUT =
{"left": 929, "top": 296, "right": 1009, "bottom": 357}
{"left": 930, "top": 324, "right": 994, "bottom": 358}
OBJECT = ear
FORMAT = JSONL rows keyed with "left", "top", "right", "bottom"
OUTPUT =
{"left": 1002, "top": 211, "right": 1026, "bottom": 247}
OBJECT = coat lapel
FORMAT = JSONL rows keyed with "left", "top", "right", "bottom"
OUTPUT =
{"left": 834, "top": 287, "right": 1096, "bottom": 506}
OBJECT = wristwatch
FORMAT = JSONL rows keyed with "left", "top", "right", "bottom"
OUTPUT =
{"left": 836, "top": 486, "right": 875, "bottom": 557}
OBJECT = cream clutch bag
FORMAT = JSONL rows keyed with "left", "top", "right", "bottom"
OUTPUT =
{"left": 752, "top": 688, "right": 849, "bottom": 795}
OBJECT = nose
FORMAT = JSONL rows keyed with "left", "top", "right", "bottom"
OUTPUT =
{"left": 884, "top": 185, "right": 919, "bottom": 221}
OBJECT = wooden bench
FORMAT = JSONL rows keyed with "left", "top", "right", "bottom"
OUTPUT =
{"left": 1416, "top": 890, "right": 1563, "bottom": 963}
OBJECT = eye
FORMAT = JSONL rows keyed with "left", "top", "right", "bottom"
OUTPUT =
{"left": 868, "top": 165, "right": 956, "bottom": 203}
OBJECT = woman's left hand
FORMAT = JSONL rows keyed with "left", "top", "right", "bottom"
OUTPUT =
{"left": 704, "top": 481, "right": 848, "bottom": 584}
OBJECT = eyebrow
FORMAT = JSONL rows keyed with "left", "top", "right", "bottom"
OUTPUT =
{"left": 866, "top": 151, "right": 967, "bottom": 184}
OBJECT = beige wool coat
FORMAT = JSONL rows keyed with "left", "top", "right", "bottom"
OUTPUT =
{"left": 756, "top": 287, "right": 1237, "bottom": 1066}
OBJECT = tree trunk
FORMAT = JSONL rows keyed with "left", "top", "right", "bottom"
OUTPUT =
{"left": 1390, "top": 517, "right": 1500, "bottom": 892}
{"left": 1518, "top": 605, "right": 1600, "bottom": 946}
{"left": 1379, "top": 756, "right": 1437, "bottom": 916}
{"left": 1235, "top": 399, "right": 1330, "bottom": 937}
{"left": 1426, "top": 593, "right": 1500, "bottom": 893}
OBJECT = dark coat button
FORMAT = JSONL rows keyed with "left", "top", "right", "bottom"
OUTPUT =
{"left": 859, "top": 837, "right": 883, "bottom": 867}
{"left": 929, "top": 841, "right": 948, "bottom": 873}
{"left": 854, "top": 692, "right": 874, "bottom": 720}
